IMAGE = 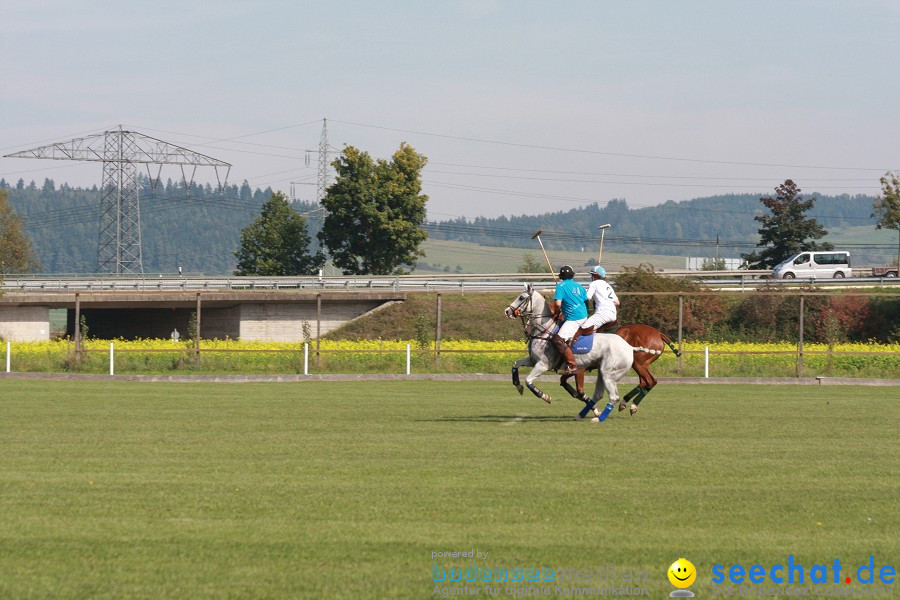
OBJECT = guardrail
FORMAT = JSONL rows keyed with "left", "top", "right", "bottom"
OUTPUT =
{"left": 3, "top": 273, "right": 900, "bottom": 293}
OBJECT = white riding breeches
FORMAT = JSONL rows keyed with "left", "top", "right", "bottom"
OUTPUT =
{"left": 583, "top": 310, "right": 616, "bottom": 331}
{"left": 557, "top": 318, "right": 587, "bottom": 342}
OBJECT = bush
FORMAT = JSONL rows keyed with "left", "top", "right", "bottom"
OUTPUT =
{"left": 614, "top": 264, "right": 727, "bottom": 337}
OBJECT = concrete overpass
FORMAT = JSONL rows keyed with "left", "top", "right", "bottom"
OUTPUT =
{"left": 0, "top": 290, "right": 404, "bottom": 342}
{"left": 3, "top": 273, "right": 897, "bottom": 342}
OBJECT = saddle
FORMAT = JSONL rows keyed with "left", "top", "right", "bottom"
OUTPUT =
{"left": 571, "top": 334, "right": 594, "bottom": 354}
{"left": 565, "top": 319, "right": 619, "bottom": 355}
{"left": 551, "top": 324, "right": 594, "bottom": 355}
{"left": 594, "top": 319, "right": 619, "bottom": 334}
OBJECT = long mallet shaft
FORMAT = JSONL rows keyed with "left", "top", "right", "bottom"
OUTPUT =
{"left": 531, "top": 230, "right": 557, "bottom": 279}
{"left": 597, "top": 224, "right": 611, "bottom": 263}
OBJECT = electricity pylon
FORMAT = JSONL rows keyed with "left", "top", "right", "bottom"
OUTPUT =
{"left": 303, "top": 118, "right": 338, "bottom": 203}
{"left": 317, "top": 118, "right": 329, "bottom": 203}
{"left": 5, "top": 126, "right": 230, "bottom": 274}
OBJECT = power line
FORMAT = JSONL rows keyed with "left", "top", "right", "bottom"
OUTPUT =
{"left": 427, "top": 175, "right": 878, "bottom": 191}
{"left": 425, "top": 169, "right": 881, "bottom": 189}
{"left": 332, "top": 119, "right": 895, "bottom": 172}
{"left": 131, "top": 120, "right": 323, "bottom": 145}
{"left": 427, "top": 162, "right": 878, "bottom": 182}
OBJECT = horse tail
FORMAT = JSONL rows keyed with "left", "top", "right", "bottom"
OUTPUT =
{"left": 632, "top": 345, "right": 662, "bottom": 355}
{"left": 658, "top": 332, "right": 681, "bottom": 357}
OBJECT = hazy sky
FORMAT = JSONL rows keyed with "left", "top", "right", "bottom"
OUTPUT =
{"left": 2, "top": 0, "right": 898, "bottom": 221}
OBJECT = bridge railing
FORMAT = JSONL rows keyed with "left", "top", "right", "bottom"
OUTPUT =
{"left": 6, "top": 270, "right": 900, "bottom": 294}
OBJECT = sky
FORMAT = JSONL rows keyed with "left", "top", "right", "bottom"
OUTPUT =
{"left": 2, "top": 0, "right": 899, "bottom": 222}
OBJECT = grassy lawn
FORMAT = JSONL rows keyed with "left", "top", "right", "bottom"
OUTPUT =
{"left": 417, "top": 239, "right": 685, "bottom": 274}
{"left": 0, "top": 380, "right": 897, "bottom": 599}
{"left": 413, "top": 228, "right": 898, "bottom": 274}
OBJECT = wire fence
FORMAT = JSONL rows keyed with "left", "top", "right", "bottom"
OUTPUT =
{"left": 2, "top": 339, "right": 898, "bottom": 379}
{"left": 2, "top": 288, "right": 899, "bottom": 378}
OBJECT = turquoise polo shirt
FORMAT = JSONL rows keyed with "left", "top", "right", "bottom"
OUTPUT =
{"left": 553, "top": 279, "right": 588, "bottom": 320}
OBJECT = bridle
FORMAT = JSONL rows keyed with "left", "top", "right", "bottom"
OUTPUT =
{"left": 508, "top": 292, "right": 532, "bottom": 319}
{"left": 510, "top": 291, "right": 555, "bottom": 342}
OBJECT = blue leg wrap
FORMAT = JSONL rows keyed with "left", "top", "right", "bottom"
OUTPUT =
{"left": 597, "top": 401, "right": 615, "bottom": 422}
{"left": 578, "top": 401, "right": 596, "bottom": 419}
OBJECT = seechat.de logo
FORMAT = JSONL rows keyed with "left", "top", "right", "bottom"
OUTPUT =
{"left": 712, "top": 555, "right": 896, "bottom": 586}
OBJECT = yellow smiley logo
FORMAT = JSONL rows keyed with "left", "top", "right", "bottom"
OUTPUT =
{"left": 668, "top": 558, "right": 697, "bottom": 588}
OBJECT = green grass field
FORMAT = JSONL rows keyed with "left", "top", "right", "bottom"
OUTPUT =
{"left": 1, "top": 380, "right": 897, "bottom": 599}
{"left": 417, "top": 239, "right": 685, "bottom": 273}
{"left": 417, "top": 228, "right": 898, "bottom": 274}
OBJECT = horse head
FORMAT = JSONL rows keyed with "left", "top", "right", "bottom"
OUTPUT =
{"left": 505, "top": 284, "right": 552, "bottom": 326}
{"left": 505, "top": 283, "right": 536, "bottom": 318}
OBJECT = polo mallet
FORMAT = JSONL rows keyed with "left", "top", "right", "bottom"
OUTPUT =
{"left": 531, "top": 230, "right": 557, "bottom": 279}
{"left": 597, "top": 224, "right": 611, "bottom": 264}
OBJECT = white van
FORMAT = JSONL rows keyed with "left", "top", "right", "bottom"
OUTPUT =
{"left": 772, "top": 251, "right": 852, "bottom": 279}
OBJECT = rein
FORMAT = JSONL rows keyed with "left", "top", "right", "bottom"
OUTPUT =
{"left": 515, "top": 292, "right": 556, "bottom": 342}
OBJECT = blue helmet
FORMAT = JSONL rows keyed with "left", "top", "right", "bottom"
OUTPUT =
{"left": 591, "top": 266, "right": 607, "bottom": 278}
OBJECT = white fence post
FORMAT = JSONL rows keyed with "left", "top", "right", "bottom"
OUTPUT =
{"left": 110, "top": 342, "right": 114, "bottom": 376}
{"left": 704, "top": 346, "right": 709, "bottom": 378}
{"left": 406, "top": 344, "right": 411, "bottom": 375}
{"left": 5, "top": 341, "right": 9, "bottom": 373}
{"left": 303, "top": 343, "right": 308, "bottom": 375}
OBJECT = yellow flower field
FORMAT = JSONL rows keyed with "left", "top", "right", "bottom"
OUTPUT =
{"left": 1, "top": 338, "right": 897, "bottom": 377}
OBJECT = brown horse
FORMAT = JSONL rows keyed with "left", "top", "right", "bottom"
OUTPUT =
{"left": 573, "top": 321, "right": 680, "bottom": 415}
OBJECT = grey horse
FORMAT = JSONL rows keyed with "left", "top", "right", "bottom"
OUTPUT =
{"left": 504, "top": 284, "right": 640, "bottom": 419}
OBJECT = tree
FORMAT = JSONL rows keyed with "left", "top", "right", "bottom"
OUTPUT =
{"left": 873, "top": 171, "right": 900, "bottom": 271}
{"left": 741, "top": 180, "right": 832, "bottom": 269}
{"left": 517, "top": 252, "right": 551, "bottom": 273}
{"left": 701, "top": 257, "right": 727, "bottom": 270}
{"left": 234, "top": 192, "right": 325, "bottom": 276}
{"left": 0, "top": 189, "right": 40, "bottom": 274}
{"left": 319, "top": 144, "right": 428, "bottom": 275}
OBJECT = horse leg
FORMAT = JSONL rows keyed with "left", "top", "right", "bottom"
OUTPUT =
{"left": 524, "top": 363, "right": 552, "bottom": 404}
{"left": 560, "top": 370, "right": 591, "bottom": 399}
{"left": 634, "top": 370, "right": 657, "bottom": 402}
{"left": 572, "top": 370, "right": 599, "bottom": 418}
{"left": 592, "top": 361, "right": 631, "bottom": 423}
{"left": 623, "top": 359, "right": 652, "bottom": 411}
{"left": 559, "top": 372, "right": 579, "bottom": 398}
{"left": 623, "top": 385, "right": 643, "bottom": 403}
{"left": 511, "top": 357, "right": 532, "bottom": 395}
{"left": 589, "top": 371, "right": 612, "bottom": 422}
{"left": 559, "top": 369, "right": 595, "bottom": 419}
{"left": 630, "top": 370, "right": 657, "bottom": 415}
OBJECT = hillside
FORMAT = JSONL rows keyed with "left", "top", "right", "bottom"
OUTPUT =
{"left": 4, "top": 178, "right": 893, "bottom": 274}
{"left": 426, "top": 193, "right": 889, "bottom": 263}
{"left": 2, "top": 178, "right": 323, "bottom": 275}
{"left": 414, "top": 239, "right": 684, "bottom": 273}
